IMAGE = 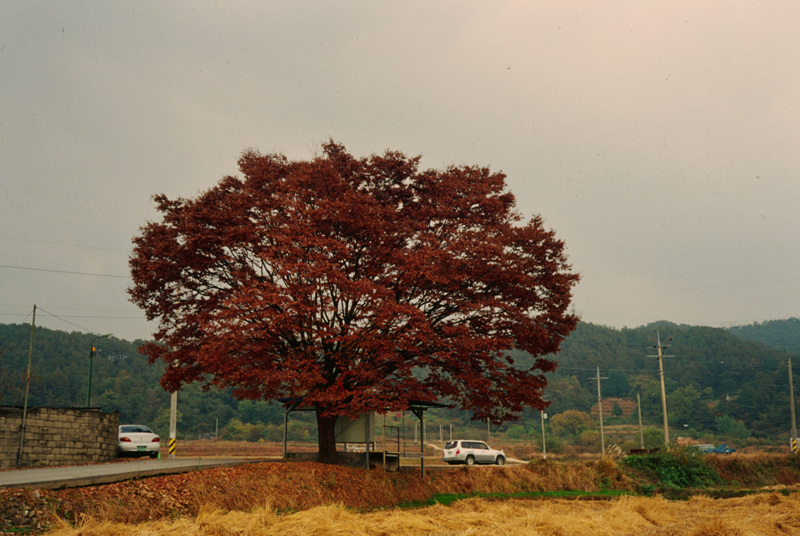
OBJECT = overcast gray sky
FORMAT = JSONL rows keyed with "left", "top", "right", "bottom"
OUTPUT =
{"left": 2, "top": 1, "right": 798, "bottom": 342}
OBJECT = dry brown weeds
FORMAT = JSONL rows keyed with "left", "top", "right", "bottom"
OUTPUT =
{"left": 34, "top": 460, "right": 635, "bottom": 527}
{"left": 46, "top": 491, "right": 800, "bottom": 536}
{"left": 427, "top": 457, "right": 636, "bottom": 496}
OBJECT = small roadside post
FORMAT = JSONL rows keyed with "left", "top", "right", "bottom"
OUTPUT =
{"left": 789, "top": 360, "right": 798, "bottom": 461}
{"left": 169, "top": 389, "right": 177, "bottom": 459}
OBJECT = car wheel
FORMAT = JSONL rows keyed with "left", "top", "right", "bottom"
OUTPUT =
{"left": 496, "top": 456, "right": 505, "bottom": 466}
{"left": 465, "top": 455, "right": 475, "bottom": 466}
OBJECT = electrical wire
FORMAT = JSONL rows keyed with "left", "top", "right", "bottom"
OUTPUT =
{"left": 36, "top": 306, "right": 106, "bottom": 335}
{"left": 0, "top": 233, "right": 129, "bottom": 253}
{"left": 0, "top": 264, "right": 128, "bottom": 279}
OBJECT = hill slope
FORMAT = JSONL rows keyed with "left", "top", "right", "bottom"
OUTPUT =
{"left": 1, "top": 319, "right": 798, "bottom": 442}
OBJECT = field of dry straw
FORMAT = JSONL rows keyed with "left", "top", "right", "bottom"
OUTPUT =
{"left": 48, "top": 492, "right": 800, "bottom": 536}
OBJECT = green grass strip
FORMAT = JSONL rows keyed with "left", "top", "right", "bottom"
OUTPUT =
{"left": 397, "top": 485, "right": 800, "bottom": 511}
{"left": 399, "top": 489, "right": 630, "bottom": 509}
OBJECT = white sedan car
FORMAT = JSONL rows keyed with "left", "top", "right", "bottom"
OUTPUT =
{"left": 442, "top": 440, "right": 505, "bottom": 465}
{"left": 117, "top": 425, "right": 161, "bottom": 458}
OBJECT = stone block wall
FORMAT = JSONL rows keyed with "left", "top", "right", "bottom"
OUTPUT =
{"left": 0, "top": 406, "right": 120, "bottom": 469}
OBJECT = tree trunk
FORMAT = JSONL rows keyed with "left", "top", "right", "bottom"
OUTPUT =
{"left": 316, "top": 408, "right": 339, "bottom": 464}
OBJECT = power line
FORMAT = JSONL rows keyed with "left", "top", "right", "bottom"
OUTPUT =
{"left": 583, "top": 276, "right": 800, "bottom": 300}
{"left": 2, "top": 306, "right": 142, "bottom": 334}
{"left": 0, "top": 264, "right": 128, "bottom": 279}
{"left": 0, "top": 234, "right": 129, "bottom": 253}
{"left": 0, "top": 302, "right": 135, "bottom": 313}
{"left": 36, "top": 306, "right": 107, "bottom": 334}
{"left": 0, "top": 312, "right": 143, "bottom": 320}
{"left": 554, "top": 367, "right": 659, "bottom": 375}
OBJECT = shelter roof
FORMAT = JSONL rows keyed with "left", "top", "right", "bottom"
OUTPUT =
{"left": 277, "top": 398, "right": 448, "bottom": 412}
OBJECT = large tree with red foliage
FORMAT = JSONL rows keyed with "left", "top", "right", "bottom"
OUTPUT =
{"left": 129, "top": 141, "right": 579, "bottom": 463}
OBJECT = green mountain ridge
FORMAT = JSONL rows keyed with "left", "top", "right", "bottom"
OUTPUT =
{"left": 538, "top": 320, "right": 798, "bottom": 441}
{"left": 1, "top": 319, "right": 798, "bottom": 444}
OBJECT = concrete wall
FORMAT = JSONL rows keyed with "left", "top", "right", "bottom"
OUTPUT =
{"left": 285, "top": 450, "right": 400, "bottom": 471}
{"left": 0, "top": 406, "right": 120, "bottom": 469}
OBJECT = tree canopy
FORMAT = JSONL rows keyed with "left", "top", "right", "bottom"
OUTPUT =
{"left": 128, "top": 141, "right": 579, "bottom": 461}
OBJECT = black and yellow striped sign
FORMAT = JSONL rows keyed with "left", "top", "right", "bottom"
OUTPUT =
{"left": 792, "top": 438, "right": 797, "bottom": 454}
{"left": 169, "top": 437, "right": 177, "bottom": 456}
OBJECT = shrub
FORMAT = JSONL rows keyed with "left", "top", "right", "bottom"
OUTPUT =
{"left": 578, "top": 430, "right": 600, "bottom": 450}
{"left": 247, "top": 425, "right": 263, "bottom": 443}
{"left": 623, "top": 447, "right": 721, "bottom": 489}
{"left": 715, "top": 415, "right": 750, "bottom": 441}
{"left": 505, "top": 424, "right": 528, "bottom": 440}
{"left": 642, "top": 427, "right": 665, "bottom": 449}
{"left": 550, "top": 410, "right": 594, "bottom": 440}
{"left": 542, "top": 435, "right": 564, "bottom": 454}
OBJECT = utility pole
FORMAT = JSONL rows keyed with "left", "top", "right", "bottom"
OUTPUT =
{"left": 170, "top": 288, "right": 180, "bottom": 459}
{"left": 589, "top": 366, "right": 608, "bottom": 456}
{"left": 87, "top": 333, "right": 112, "bottom": 407}
{"left": 649, "top": 330, "right": 673, "bottom": 447}
{"left": 17, "top": 305, "right": 36, "bottom": 468}
{"left": 789, "top": 359, "right": 798, "bottom": 457}
{"left": 637, "top": 392, "right": 645, "bottom": 449}
{"left": 540, "top": 410, "right": 547, "bottom": 460}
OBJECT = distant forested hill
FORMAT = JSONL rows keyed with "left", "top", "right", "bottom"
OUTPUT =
{"left": 0, "top": 324, "right": 161, "bottom": 419}
{"left": 0, "top": 324, "right": 253, "bottom": 439}
{"left": 521, "top": 320, "right": 798, "bottom": 441}
{"left": 1, "top": 319, "right": 798, "bottom": 443}
{"left": 727, "top": 318, "right": 800, "bottom": 354}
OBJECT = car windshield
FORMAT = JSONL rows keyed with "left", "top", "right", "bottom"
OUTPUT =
{"left": 120, "top": 425, "right": 152, "bottom": 434}
{"left": 444, "top": 441, "right": 457, "bottom": 449}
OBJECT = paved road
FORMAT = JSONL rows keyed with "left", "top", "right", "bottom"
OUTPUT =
{"left": 0, "top": 457, "right": 277, "bottom": 490}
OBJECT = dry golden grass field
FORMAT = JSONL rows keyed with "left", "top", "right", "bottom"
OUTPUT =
{"left": 45, "top": 492, "right": 800, "bottom": 536}
{"left": 3, "top": 442, "right": 800, "bottom": 535}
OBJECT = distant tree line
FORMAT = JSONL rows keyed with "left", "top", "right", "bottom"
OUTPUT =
{"left": 1, "top": 319, "right": 798, "bottom": 444}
